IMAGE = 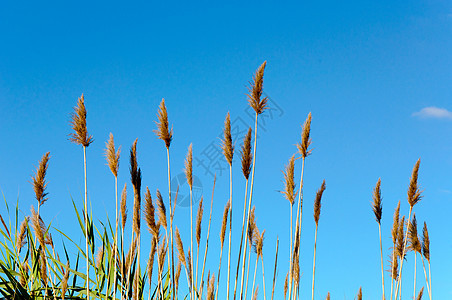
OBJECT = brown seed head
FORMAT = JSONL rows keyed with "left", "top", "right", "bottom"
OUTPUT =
{"left": 69, "top": 94, "right": 93, "bottom": 147}
{"left": 130, "top": 140, "right": 142, "bottom": 235}
{"left": 407, "top": 159, "right": 422, "bottom": 207}
{"left": 40, "top": 249, "right": 47, "bottom": 285}
{"left": 221, "top": 112, "right": 234, "bottom": 165}
{"left": 105, "top": 133, "right": 120, "bottom": 177}
{"left": 207, "top": 272, "right": 215, "bottom": 300}
{"left": 154, "top": 98, "right": 173, "bottom": 148}
{"left": 391, "top": 200, "right": 401, "bottom": 244}
{"left": 187, "top": 248, "right": 192, "bottom": 283}
{"left": 416, "top": 286, "right": 424, "bottom": 300}
{"left": 357, "top": 287, "right": 362, "bottom": 300}
{"left": 175, "top": 259, "right": 182, "bottom": 296}
{"left": 408, "top": 214, "right": 421, "bottom": 254}
{"left": 372, "top": 178, "right": 382, "bottom": 224}
{"left": 220, "top": 201, "right": 230, "bottom": 247}
{"left": 297, "top": 112, "right": 312, "bottom": 158}
{"left": 241, "top": 127, "right": 253, "bottom": 180}
{"left": 144, "top": 187, "right": 158, "bottom": 238}
{"left": 326, "top": 292, "right": 331, "bottom": 300}
{"left": 147, "top": 237, "right": 157, "bottom": 285}
{"left": 32, "top": 152, "right": 50, "bottom": 207}
{"left": 284, "top": 271, "right": 289, "bottom": 299}
{"left": 31, "top": 206, "right": 45, "bottom": 248}
{"left": 314, "top": 179, "right": 326, "bottom": 225}
{"left": 184, "top": 144, "right": 193, "bottom": 189}
{"left": 281, "top": 155, "right": 297, "bottom": 206}
{"left": 247, "top": 206, "right": 256, "bottom": 246}
{"left": 61, "top": 261, "right": 70, "bottom": 299}
{"left": 158, "top": 237, "right": 167, "bottom": 274}
{"left": 391, "top": 249, "right": 399, "bottom": 280}
{"left": 396, "top": 216, "right": 406, "bottom": 259}
{"left": 121, "top": 183, "right": 127, "bottom": 229}
{"left": 253, "top": 228, "right": 265, "bottom": 258}
{"left": 17, "top": 217, "right": 29, "bottom": 254}
{"left": 422, "top": 222, "right": 430, "bottom": 262}
{"left": 293, "top": 252, "right": 300, "bottom": 287}
{"left": 247, "top": 61, "right": 268, "bottom": 115}
{"left": 156, "top": 190, "right": 167, "bottom": 229}
{"left": 175, "top": 227, "right": 186, "bottom": 267}
{"left": 196, "top": 196, "right": 204, "bottom": 246}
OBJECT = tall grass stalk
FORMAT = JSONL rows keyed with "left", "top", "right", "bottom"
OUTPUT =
{"left": 215, "top": 202, "right": 230, "bottom": 300}
{"left": 395, "top": 159, "right": 422, "bottom": 299}
{"left": 271, "top": 238, "right": 278, "bottom": 300}
{"left": 240, "top": 61, "right": 267, "bottom": 300}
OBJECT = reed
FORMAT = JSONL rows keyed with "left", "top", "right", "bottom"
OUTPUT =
{"left": 371, "top": 178, "right": 385, "bottom": 300}
{"left": 221, "top": 112, "right": 234, "bottom": 300}
{"left": 271, "top": 238, "right": 279, "bottom": 300}
{"left": 395, "top": 159, "right": 422, "bottom": 299}
{"left": 244, "top": 206, "right": 256, "bottom": 300}
{"left": 104, "top": 133, "right": 120, "bottom": 300}
{"left": 409, "top": 214, "right": 422, "bottom": 300}
{"left": 422, "top": 222, "right": 431, "bottom": 300}
{"left": 195, "top": 196, "right": 204, "bottom": 291}
{"left": 184, "top": 143, "right": 195, "bottom": 300}
{"left": 240, "top": 61, "right": 267, "bottom": 300}
{"left": 357, "top": 287, "right": 362, "bottom": 300}
{"left": 69, "top": 94, "right": 93, "bottom": 300}
{"left": 312, "top": 180, "right": 326, "bottom": 300}
{"left": 199, "top": 176, "right": 216, "bottom": 299}
{"left": 154, "top": 98, "right": 176, "bottom": 300}
{"left": 215, "top": 201, "right": 230, "bottom": 300}
{"left": 416, "top": 286, "right": 424, "bottom": 300}
{"left": 390, "top": 200, "right": 400, "bottom": 300}
{"left": 233, "top": 127, "right": 252, "bottom": 300}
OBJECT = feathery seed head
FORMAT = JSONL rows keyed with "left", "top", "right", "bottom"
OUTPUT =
{"left": 407, "top": 159, "right": 422, "bottom": 207}
{"left": 187, "top": 248, "right": 192, "bottom": 283}
{"left": 248, "top": 206, "right": 256, "bottom": 246}
{"left": 220, "top": 201, "right": 230, "bottom": 247}
{"left": 284, "top": 271, "right": 289, "bottom": 299}
{"left": 297, "top": 112, "right": 312, "bottom": 158}
{"left": 314, "top": 179, "right": 326, "bottom": 224}
{"left": 156, "top": 189, "right": 167, "bottom": 229}
{"left": 416, "top": 286, "right": 424, "bottom": 300}
{"left": 121, "top": 183, "right": 127, "bottom": 229}
{"left": 17, "top": 217, "right": 29, "bottom": 254}
{"left": 32, "top": 152, "right": 50, "bottom": 207}
{"left": 175, "top": 227, "right": 186, "bottom": 267}
{"left": 40, "top": 249, "right": 47, "bottom": 285}
{"left": 95, "top": 245, "right": 104, "bottom": 269}
{"left": 105, "top": 133, "right": 120, "bottom": 177}
{"left": 158, "top": 237, "right": 167, "bottom": 274}
{"left": 372, "top": 178, "right": 382, "bottom": 224}
{"left": 408, "top": 214, "right": 421, "bottom": 254}
{"left": 196, "top": 196, "right": 204, "bottom": 246}
{"left": 31, "top": 206, "right": 45, "bottom": 248}
{"left": 241, "top": 127, "right": 253, "bottom": 179}
{"left": 253, "top": 285, "right": 259, "bottom": 300}
{"left": 207, "top": 272, "right": 215, "bottom": 300}
{"left": 281, "top": 155, "right": 297, "bottom": 206}
{"left": 61, "top": 261, "right": 70, "bottom": 299}
{"left": 396, "top": 216, "right": 406, "bottom": 259}
{"left": 221, "top": 112, "right": 234, "bottom": 165}
{"left": 357, "top": 287, "right": 362, "bottom": 300}
{"left": 247, "top": 61, "right": 268, "bottom": 115}
{"left": 144, "top": 187, "right": 158, "bottom": 238}
{"left": 326, "top": 292, "right": 331, "bottom": 300}
{"left": 147, "top": 238, "right": 157, "bottom": 285}
{"left": 69, "top": 94, "right": 93, "bottom": 147}
{"left": 422, "top": 222, "right": 430, "bottom": 262}
{"left": 154, "top": 98, "right": 173, "bottom": 148}
{"left": 184, "top": 144, "right": 193, "bottom": 189}
{"left": 175, "top": 260, "right": 182, "bottom": 296}
{"left": 391, "top": 200, "right": 401, "bottom": 244}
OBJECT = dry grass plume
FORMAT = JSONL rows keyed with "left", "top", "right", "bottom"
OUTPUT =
{"left": 154, "top": 98, "right": 173, "bottom": 149}
{"left": 69, "top": 94, "right": 93, "bottom": 147}
{"left": 247, "top": 61, "right": 268, "bottom": 115}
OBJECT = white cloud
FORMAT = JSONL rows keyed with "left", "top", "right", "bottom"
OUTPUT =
{"left": 412, "top": 106, "right": 452, "bottom": 119}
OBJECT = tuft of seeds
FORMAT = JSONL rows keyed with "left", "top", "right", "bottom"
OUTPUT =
{"left": 104, "top": 133, "right": 120, "bottom": 177}
{"left": 144, "top": 187, "right": 158, "bottom": 238}
{"left": 357, "top": 287, "right": 362, "bottom": 300}
{"left": 396, "top": 216, "right": 406, "bottom": 259}
{"left": 240, "top": 127, "right": 253, "bottom": 180}
{"left": 175, "top": 260, "right": 182, "bottom": 296}
{"left": 422, "top": 222, "right": 430, "bottom": 262}
{"left": 147, "top": 238, "right": 157, "bottom": 286}
{"left": 297, "top": 112, "right": 312, "bottom": 159}
{"left": 187, "top": 248, "right": 192, "bottom": 284}
{"left": 32, "top": 152, "right": 50, "bottom": 207}
{"left": 130, "top": 139, "right": 142, "bottom": 235}
{"left": 281, "top": 155, "right": 297, "bottom": 206}
{"left": 416, "top": 286, "right": 424, "bottom": 300}
{"left": 326, "top": 292, "right": 331, "bottom": 300}
{"left": 154, "top": 98, "right": 173, "bottom": 148}
{"left": 196, "top": 196, "right": 204, "bottom": 246}
{"left": 220, "top": 201, "right": 230, "bottom": 247}
{"left": 16, "top": 217, "right": 29, "bottom": 254}
{"left": 247, "top": 61, "right": 268, "bottom": 115}
{"left": 184, "top": 144, "right": 193, "bottom": 189}
{"left": 61, "top": 261, "right": 70, "bottom": 299}
{"left": 40, "top": 250, "right": 47, "bottom": 285}
{"left": 95, "top": 245, "right": 104, "bottom": 269}
{"left": 175, "top": 227, "right": 186, "bottom": 267}
{"left": 69, "top": 94, "right": 93, "bottom": 147}
{"left": 391, "top": 201, "right": 401, "bottom": 245}
{"left": 248, "top": 206, "right": 256, "bottom": 246}
{"left": 407, "top": 159, "right": 422, "bottom": 207}
{"left": 158, "top": 237, "right": 167, "bottom": 275}
{"left": 221, "top": 112, "right": 234, "bottom": 166}
{"left": 31, "top": 206, "right": 45, "bottom": 248}
{"left": 372, "top": 178, "right": 382, "bottom": 224}
{"left": 207, "top": 272, "right": 215, "bottom": 300}
{"left": 313, "top": 180, "right": 326, "bottom": 225}
{"left": 156, "top": 190, "right": 167, "bottom": 229}
{"left": 408, "top": 214, "right": 422, "bottom": 254}
{"left": 121, "top": 183, "right": 127, "bottom": 229}
{"left": 284, "top": 271, "right": 288, "bottom": 299}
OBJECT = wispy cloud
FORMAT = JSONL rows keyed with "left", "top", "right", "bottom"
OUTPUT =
{"left": 412, "top": 106, "right": 452, "bottom": 119}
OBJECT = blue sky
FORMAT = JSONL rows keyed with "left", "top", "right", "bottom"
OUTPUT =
{"left": 1, "top": 0, "right": 451, "bottom": 298}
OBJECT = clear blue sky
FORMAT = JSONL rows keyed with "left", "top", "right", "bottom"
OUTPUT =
{"left": 1, "top": 0, "right": 451, "bottom": 298}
